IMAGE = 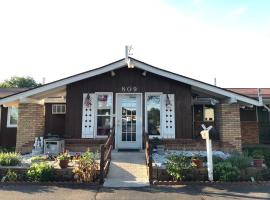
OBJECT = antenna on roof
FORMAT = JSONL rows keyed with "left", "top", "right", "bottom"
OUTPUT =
{"left": 214, "top": 77, "right": 217, "bottom": 86}
{"left": 125, "top": 45, "right": 134, "bottom": 68}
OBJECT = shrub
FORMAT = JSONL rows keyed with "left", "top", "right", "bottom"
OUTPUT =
{"left": 27, "top": 162, "right": 54, "bottom": 182}
{"left": 252, "top": 150, "right": 265, "bottom": 159}
{"left": 57, "top": 152, "right": 70, "bottom": 161}
{"left": 214, "top": 161, "right": 240, "bottom": 181}
{"left": 226, "top": 154, "right": 252, "bottom": 170}
{"left": 0, "top": 152, "right": 21, "bottom": 166}
{"left": 1, "top": 169, "right": 18, "bottom": 182}
{"left": 243, "top": 146, "right": 270, "bottom": 167}
{"left": 73, "top": 150, "right": 98, "bottom": 182}
{"left": 165, "top": 154, "right": 192, "bottom": 181}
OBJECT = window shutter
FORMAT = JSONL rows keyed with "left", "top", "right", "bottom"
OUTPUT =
{"left": 82, "top": 93, "right": 95, "bottom": 138}
{"left": 162, "top": 94, "right": 175, "bottom": 138}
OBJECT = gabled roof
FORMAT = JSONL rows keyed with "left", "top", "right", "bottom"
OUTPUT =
{"left": 0, "top": 57, "right": 262, "bottom": 106}
{"left": 0, "top": 88, "right": 28, "bottom": 98}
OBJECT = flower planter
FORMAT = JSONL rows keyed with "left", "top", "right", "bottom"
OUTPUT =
{"left": 253, "top": 159, "right": 264, "bottom": 168}
{"left": 192, "top": 159, "right": 203, "bottom": 168}
{"left": 59, "top": 160, "right": 69, "bottom": 169}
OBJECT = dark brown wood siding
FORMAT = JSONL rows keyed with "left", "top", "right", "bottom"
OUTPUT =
{"left": 0, "top": 106, "right": 17, "bottom": 147}
{"left": 44, "top": 103, "right": 66, "bottom": 137}
{"left": 65, "top": 67, "right": 192, "bottom": 139}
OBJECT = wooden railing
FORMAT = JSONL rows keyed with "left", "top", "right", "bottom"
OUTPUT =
{"left": 99, "top": 128, "right": 115, "bottom": 184}
{"left": 144, "top": 131, "right": 153, "bottom": 184}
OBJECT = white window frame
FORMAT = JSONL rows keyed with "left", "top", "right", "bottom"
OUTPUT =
{"left": 52, "top": 104, "right": 66, "bottom": 114}
{"left": 145, "top": 92, "right": 163, "bottom": 139}
{"left": 94, "top": 92, "right": 113, "bottom": 138}
{"left": 7, "top": 106, "right": 18, "bottom": 128}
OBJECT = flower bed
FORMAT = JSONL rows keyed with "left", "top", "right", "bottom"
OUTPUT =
{"left": 151, "top": 150, "right": 270, "bottom": 183}
{"left": 0, "top": 151, "right": 100, "bottom": 183}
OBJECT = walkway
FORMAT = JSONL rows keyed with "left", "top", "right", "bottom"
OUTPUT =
{"left": 103, "top": 151, "right": 149, "bottom": 187}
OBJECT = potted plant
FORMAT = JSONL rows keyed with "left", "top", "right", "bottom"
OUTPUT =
{"left": 191, "top": 155, "right": 203, "bottom": 168}
{"left": 57, "top": 152, "right": 70, "bottom": 169}
{"left": 252, "top": 150, "right": 264, "bottom": 168}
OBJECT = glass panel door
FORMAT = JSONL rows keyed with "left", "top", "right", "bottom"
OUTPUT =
{"left": 121, "top": 95, "right": 137, "bottom": 142}
{"left": 116, "top": 94, "right": 142, "bottom": 149}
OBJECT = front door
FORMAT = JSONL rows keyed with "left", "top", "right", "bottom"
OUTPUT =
{"left": 116, "top": 94, "right": 142, "bottom": 149}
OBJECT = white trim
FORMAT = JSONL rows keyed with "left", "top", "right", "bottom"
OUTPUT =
{"left": 115, "top": 93, "right": 143, "bottom": 149}
{"left": 7, "top": 107, "right": 18, "bottom": 128}
{"left": 94, "top": 92, "right": 113, "bottom": 138}
{"left": 52, "top": 104, "right": 66, "bottom": 114}
{"left": 132, "top": 59, "right": 261, "bottom": 106}
{"left": 144, "top": 92, "right": 163, "bottom": 139}
{"left": 0, "top": 58, "right": 261, "bottom": 106}
{"left": 0, "top": 59, "right": 126, "bottom": 105}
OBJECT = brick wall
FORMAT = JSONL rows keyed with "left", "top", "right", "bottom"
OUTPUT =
{"left": 241, "top": 121, "right": 259, "bottom": 145}
{"left": 215, "top": 103, "right": 242, "bottom": 152}
{"left": 16, "top": 103, "right": 45, "bottom": 153}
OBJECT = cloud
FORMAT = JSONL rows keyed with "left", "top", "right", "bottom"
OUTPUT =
{"left": 229, "top": 6, "right": 248, "bottom": 17}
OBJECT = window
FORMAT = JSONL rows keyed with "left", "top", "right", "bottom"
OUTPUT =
{"left": 145, "top": 94, "right": 161, "bottom": 136}
{"left": 52, "top": 104, "right": 66, "bottom": 114}
{"left": 7, "top": 107, "right": 18, "bottom": 127}
{"left": 96, "top": 93, "right": 113, "bottom": 136}
{"left": 203, "top": 106, "right": 214, "bottom": 122}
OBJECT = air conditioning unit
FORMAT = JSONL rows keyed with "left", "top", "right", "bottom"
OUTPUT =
{"left": 44, "top": 138, "right": 65, "bottom": 155}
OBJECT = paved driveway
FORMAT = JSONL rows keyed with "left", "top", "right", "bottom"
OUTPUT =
{"left": 0, "top": 183, "right": 270, "bottom": 200}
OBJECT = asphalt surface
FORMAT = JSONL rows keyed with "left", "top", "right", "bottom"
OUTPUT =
{"left": 0, "top": 183, "right": 270, "bottom": 200}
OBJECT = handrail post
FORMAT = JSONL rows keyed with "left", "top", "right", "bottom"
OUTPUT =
{"left": 99, "top": 144, "right": 105, "bottom": 184}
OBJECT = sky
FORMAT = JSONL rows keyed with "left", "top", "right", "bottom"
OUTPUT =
{"left": 0, "top": 0, "right": 270, "bottom": 88}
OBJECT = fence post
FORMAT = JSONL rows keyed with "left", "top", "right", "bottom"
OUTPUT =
{"left": 99, "top": 144, "right": 105, "bottom": 184}
{"left": 148, "top": 144, "right": 153, "bottom": 184}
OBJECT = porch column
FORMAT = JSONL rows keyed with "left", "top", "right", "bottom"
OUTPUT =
{"left": 16, "top": 103, "right": 45, "bottom": 153}
{"left": 215, "top": 103, "right": 242, "bottom": 152}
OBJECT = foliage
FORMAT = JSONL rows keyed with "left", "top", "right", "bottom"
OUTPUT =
{"left": 165, "top": 154, "right": 192, "bottom": 181}
{"left": 0, "top": 152, "right": 21, "bottom": 166}
{"left": 0, "top": 76, "right": 41, "bottom": 88}
{"left": 27, "top": 162, "right": 54, "bottom": 182}
{"left": 0, "top": 146, "right": 15, "bottom": 153}
{"left": 57, "top": 152, "right": 70, "bottom": 161}
{"left": 73, "top": 150, "right": 98, "bottom": 182}
{"left": 31, "top": 156, "right": 47, "bottom": 163}
{"left": 212, "top": 155, "right": 224, "bottom": 164}
{"left": 226, "top": 154, "right": 252, "bottom": 170}
{"left": 2, "top": 169, "right": 18, "bottom": 182}
{"left": 243, "top": 146, "right": 270, "bottom": 167}
{"left": 252, "top": 150, "right": 265, "bottom": 159}
{"left": 214, "top": 161, "right": 240, "bottom": 181}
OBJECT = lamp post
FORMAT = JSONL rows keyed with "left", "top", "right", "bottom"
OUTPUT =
{"left": 200, "top": 125, "right": 214, "bottom": 181}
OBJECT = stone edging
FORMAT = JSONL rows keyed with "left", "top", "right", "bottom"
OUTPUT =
{"left": 0, "top": 181, "right": 99, "bottom": 186}
{"left": 152, "top": 180, "right": 270, "bottom": 185}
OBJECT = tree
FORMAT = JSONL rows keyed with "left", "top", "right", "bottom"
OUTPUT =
{"left": 0, "top": 76, "right": 42, "bottom": 88}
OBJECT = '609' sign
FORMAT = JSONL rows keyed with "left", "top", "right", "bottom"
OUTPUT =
{"left": 121, "top": 86, "right": 138, "bottom": 92}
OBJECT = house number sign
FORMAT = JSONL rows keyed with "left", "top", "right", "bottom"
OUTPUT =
{"left": 121, "top": 86, "right": 138, "bottom": 92}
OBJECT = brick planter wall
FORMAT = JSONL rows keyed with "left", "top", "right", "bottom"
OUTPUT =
{"left": 215, "top": 103, "right": 242, "bottom": 152}
{"left": 16, "top": 103, "right": 45, "bottom": 154}
{"left": 241, "top": 121, "right": 259, "bottom": 145}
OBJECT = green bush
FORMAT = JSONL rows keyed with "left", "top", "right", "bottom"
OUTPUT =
{"left": 214, "top": 161, "right": 240, "bottom": 181}
{"left": 73, "top": 150, "right": 98, "bottom": 182}
{"left": 243, "top": 146, "right": 270, "bottom": 167}
{"left": 3, "top": 169, "right": 17, "bottom": 182}
{"left": 27, "top": 162, "right": 54, "bottom": 182}
{"left": 0, "top": 152, "right": 21, "bottom": 166}
{"left": 226, "top": 154, "right": 252, "bottom": 170}
{"left": 165, "top": 154, "right": 192, "bottom": 181}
